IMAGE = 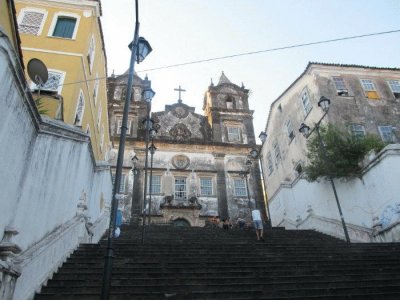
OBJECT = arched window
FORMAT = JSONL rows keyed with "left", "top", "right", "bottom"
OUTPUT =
{"left": 74, "top": 90, "right": 85, "bottom": 126}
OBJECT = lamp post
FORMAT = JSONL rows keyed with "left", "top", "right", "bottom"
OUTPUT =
{"left": 101, "top": 1, "right": 153, "bottom": 298}
{"left": 141, "top": 115, "right": 155, "bottom": 244}
{"left": 147, "top": 134, "right": 157, "bottom": 226}
{"left": 240, "top": 159, "right": 253, "bottom": 210}
{"left": 250, "top": 142, "right": 272, "bottom": 228}
{"left": 298, "top": 96, "right": 350, "bottom": 243}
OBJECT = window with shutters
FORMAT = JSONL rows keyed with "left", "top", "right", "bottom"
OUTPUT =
{"left": 48, "top": 12, "right": 80, "bottom": 39}
{"left": 360, "top": 79, "right": 379, "bottom": 99}
{"left": 18, "top": 8, "right": 47, "bottom": 35}
{"left": 74, "top": 90, "right": 85, "bottom": 126}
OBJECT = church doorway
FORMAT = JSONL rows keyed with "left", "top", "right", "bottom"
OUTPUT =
{"left": 173, "top": 218, "right": 191, "bottom": 227}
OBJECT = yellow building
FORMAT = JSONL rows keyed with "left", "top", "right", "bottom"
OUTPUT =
{"left": 15, "top": 0, "right": 110, "bottom": 160}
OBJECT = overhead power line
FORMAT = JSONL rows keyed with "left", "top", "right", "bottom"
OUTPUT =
{"left": 137, "top": 29, "right": 400, "bottom": 73}
{"left": 59, "top": 29, "right": 400, "bottom": 87}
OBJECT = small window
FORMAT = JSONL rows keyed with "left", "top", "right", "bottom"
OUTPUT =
{"left": 226, "top": 96, "right": 234, "bottom": 109}
{"left": 100, "top": 125, "right": 105, "bottom": 152}
{"left": 93, "top": 74, "right": 99, "bottom": 105}
{"left": 87, "top": 35, "right": 95, "bottom": 72}
{"left": 273, "top": 140, "right": 281, "bottom": 162}
{"left": 30, "top": 70, "right": 65, "bottom": 94}
{"left": 277, "top": 104, "right": 282, "bottom": 112}
{"left": 333, "top": 77, "right": 348, "bottom": 96}
{"left": 53, "top": 17, "right": 77, "bottom": 38}
{"left": 285, "top": 119, "right": 295, "bottom": 142}
{"left": 116, "top": 119, "right": 132, "bottom": 135}
{"left": 295, "top": 163, "right": 303, "bottom": 176}
{"left": 360, "top": 79, "right": 379, "bottom": 99}
{"left": 227, "top": 127, "right": 241, "bottom": 142}
{"left": 378, "top": 126, "right": 395, "bottom": 143}
{"left": 112, "top": 174, "right": 126, "bottom": 193}
{"left": 200, "top": 177, "right": 213, "bottom": 196}
{"left": 387, "top": 80, "right": 400, "bottom": 99}
{"left": 18, "top": 9, "right": 46, "bottom": 35}
{"left": 233, "top": 178, "right": 247, "bottom": 197}
{"left": 300, "top": 89, "right": 312, "bottom": 116}
{"left": 74, "top": 90, "right": 85, "bottom": 126}
{"left": 349, "top": 124, "right": 365, "bottom": 138}
{"left": 97, "top": 103, "right": 102, "bottom": 129}
{"left": 267, "top": 152, "right": 274, "bottom": 175}
{"left": 85, "top": 124, "right": 91, "bottom": 136}
{"left": 149, "top": 175, "right": 161, "bottom": 194}
{"left": 175, "top": 177, "right": 187, "bottom": 201}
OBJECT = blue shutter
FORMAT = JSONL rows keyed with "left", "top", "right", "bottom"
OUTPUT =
{"left": 53, "top": 17, "right": 76, "bottom": 38}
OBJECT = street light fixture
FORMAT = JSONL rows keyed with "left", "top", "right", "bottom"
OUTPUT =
{"left": 298, "top": 96, "right": 350, "bottom": 243}
{"left": 101, "top": 1, "right": 153, "bottom": 298}
{"left": 249, "top": 146, "right": 272, "bottom": 228}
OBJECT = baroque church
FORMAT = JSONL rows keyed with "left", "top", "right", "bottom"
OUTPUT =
{"left": 107, "top": 72, "right": 265, "bottom": 226}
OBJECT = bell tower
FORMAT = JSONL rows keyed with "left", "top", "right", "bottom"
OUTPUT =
{"left": 203, "top": 72, "right": 256, "bottom": 144}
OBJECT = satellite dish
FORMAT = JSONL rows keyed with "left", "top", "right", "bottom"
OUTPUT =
{"left": 27, "top": 58, "right": 48, "bottom": 85}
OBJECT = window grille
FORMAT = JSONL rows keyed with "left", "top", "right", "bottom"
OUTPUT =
{"left": 31, "top": 70, "right": 63, "bottom": 93}
{"left": 19, "top": 11, "right": 45, "bottom": 35}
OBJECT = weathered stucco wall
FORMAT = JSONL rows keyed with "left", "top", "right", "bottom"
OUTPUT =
{"left": 269, "top": 145, "right": 400, "bottom": 242}
{"left": 0, "top": 31, "right": 112, "bottom": 299}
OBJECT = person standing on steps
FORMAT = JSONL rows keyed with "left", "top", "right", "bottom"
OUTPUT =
{"left": 251, "top": 208, "right": 264, "bottom": 242}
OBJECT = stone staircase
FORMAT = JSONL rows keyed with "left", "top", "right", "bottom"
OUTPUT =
{"left": 35, "top": 225, "right": 400, "bottom": 299}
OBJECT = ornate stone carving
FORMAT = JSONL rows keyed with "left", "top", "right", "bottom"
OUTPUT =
{"left": 172, "top": 154, "right": 190, "bottom": 169}
{"left": 160, "top": 195, "right": 202, "bottom": 210}
{"left": 172, "top": 106, "right": 189, "bottom": 119}
{"left": 170, "top": 123, "right": 191, "bottom": 141}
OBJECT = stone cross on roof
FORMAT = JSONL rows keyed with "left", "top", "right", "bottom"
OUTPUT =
{"left": 174, "top": 85, "right": 186, "bottom": 103}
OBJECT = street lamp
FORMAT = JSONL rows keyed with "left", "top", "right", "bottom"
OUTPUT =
{"left": 147, "top": 132, "right": 157, "bottom": 226}
{"left": 250, "top": 146, "right": 272, "bottom": 228}
{"left": 101, "top": 0, "right": 153, "bottom": 299}
{"left": 239, "top": 159, "right": 253, "bottom": 211}
{"left": 298, "top": 96, "right": 350, "bottom": 243}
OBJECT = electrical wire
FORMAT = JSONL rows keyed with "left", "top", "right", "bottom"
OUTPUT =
{"left": 59, "top": 29, "right": 400, "bottom": 87}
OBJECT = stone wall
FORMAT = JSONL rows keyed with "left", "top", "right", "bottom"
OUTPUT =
{"left": 0, "top": 30, "right": 112, "bottom": 300}
{"left": 269, "top": 144, "right": 400, "bottom": 242}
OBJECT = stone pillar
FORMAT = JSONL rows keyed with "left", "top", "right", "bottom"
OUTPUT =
{"left": 214, "top": 153, "right": 228, "bottom": 218}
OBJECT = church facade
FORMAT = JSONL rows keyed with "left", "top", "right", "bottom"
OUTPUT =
{"left": 107, "top": 72, "right": 266, "bottom": 226}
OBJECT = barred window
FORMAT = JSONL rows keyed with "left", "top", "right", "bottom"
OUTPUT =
{"left": 233, "top": 179, "right": 247, "bottom": 197}
{"left": 200, "top": 177, "right": 213, "bottom": 196}
{"left": 31, "top": 70, "right": 64, "bottom": 94}
{"left": 18, "top": 10, "right": 46, "bottom": 35}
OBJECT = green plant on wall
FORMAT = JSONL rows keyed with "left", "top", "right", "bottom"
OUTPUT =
{"left": 34, "top": 97, "right": 48, "bottom": 115}
{"left": 304, "top": 125, "right": 385, "bottom": 181}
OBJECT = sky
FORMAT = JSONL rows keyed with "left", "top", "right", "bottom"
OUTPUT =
{"left": 101, "top": 0, "right": 400, "bottom": 138}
